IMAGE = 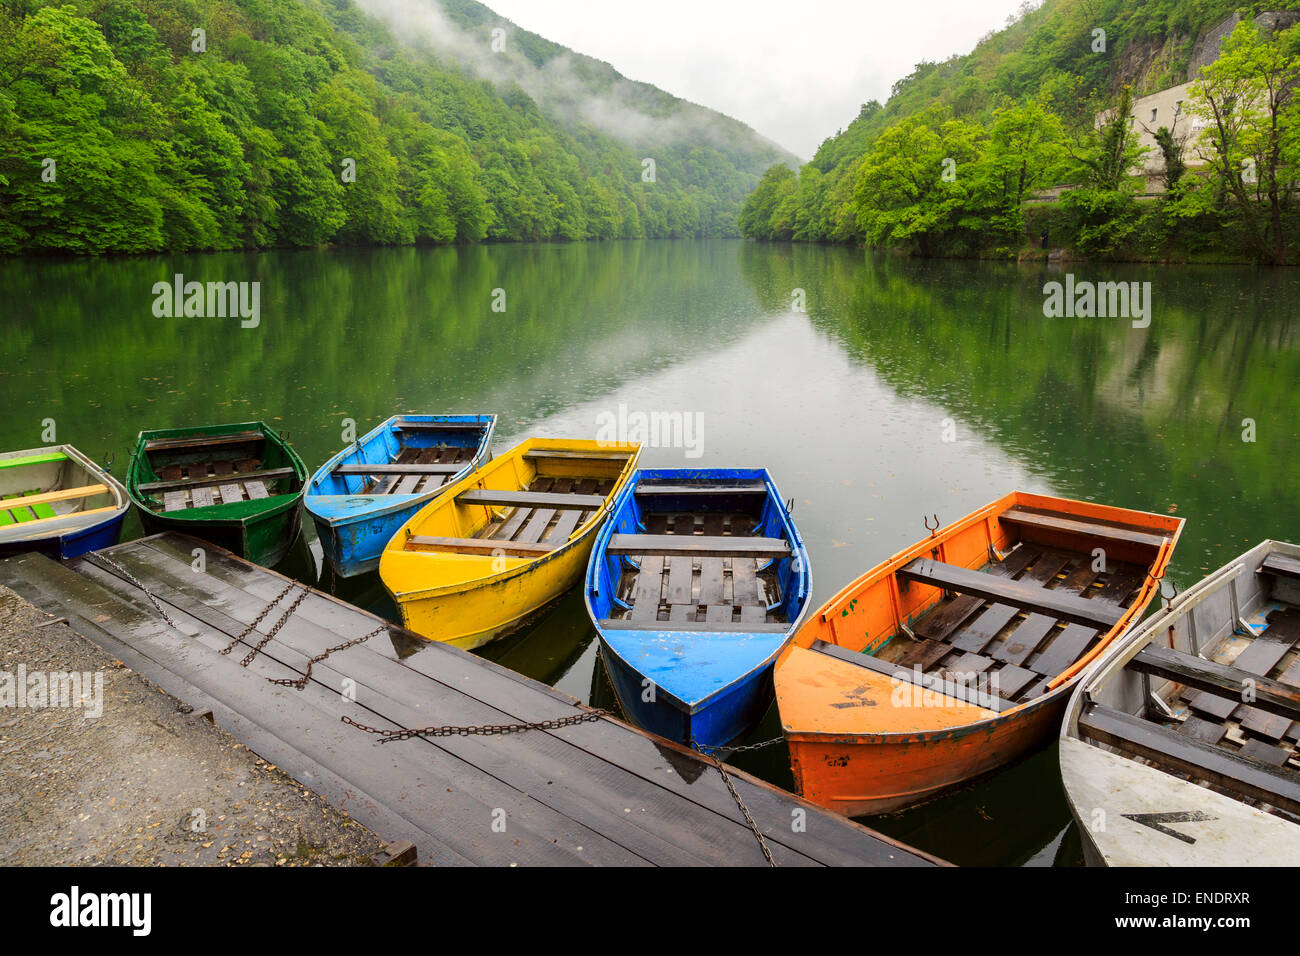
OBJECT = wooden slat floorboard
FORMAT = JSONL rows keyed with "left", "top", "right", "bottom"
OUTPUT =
{"left": 948, "top": 552, "right": 1072, "bottom": 654}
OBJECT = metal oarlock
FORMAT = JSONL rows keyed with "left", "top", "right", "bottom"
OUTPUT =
{"left": 1155, "top": 571, "right": 1178, "bottom": 612}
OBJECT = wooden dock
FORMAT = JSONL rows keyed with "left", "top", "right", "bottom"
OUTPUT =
{"left": 0, "top": 534, "right": 941, "bottom": 867}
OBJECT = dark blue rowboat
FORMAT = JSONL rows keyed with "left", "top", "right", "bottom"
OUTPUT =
{"left": 305, "top": 414, "right": 495, "bottom": 577}
{"left": 585, "top": 467, "right": 811, "bottom": 750}
{"left": 0, "top": 445, "right": 129, "bottom": 561}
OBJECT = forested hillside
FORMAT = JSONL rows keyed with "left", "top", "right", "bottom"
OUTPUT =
{"left": 740, "top": 0, "right": 1300, "bottom": 264}
{"left": 0, "top": 0, "right": 793, "bottom": 255}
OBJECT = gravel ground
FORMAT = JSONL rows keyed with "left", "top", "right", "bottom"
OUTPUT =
{"left": 0, "top": 584, "right": 390, "bottom": 866}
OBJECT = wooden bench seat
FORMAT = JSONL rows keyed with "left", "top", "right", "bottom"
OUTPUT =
{"left": 1128, "top": 644, "right": 1300, "bottom": 723}
{"left": 1185, "top": 638, "right": 1293, "bottom": 721}
{"left": 392, "top": 419, "right": 482, "bottom": 432}
{"left": 608, "top": 534, "right": 791, "bottom": 559}
{"left": 898, "top": 557, "right": 1123, "bottom": 630}
{"left": 1078, "top": 702, "right": 1300, "bottom": 816}
{"left": 948, "top": 553, "right": 1073, "bottom": 654}
{"left": 634, "top": 481, "right": 767, "bottom": 497}
{"left": 333, "top": 463, "right": 465, "bottom": 476}
{"left": 403, "top": 535, "right": 556, "bottom": 557}
{"left": 138, "top": 467, "right": 295, "bottom": 494}
{"left": 457, "top": 489, "right": 607, "bottom": 511}
{"left": 523, "top": 449, "right": 632, "bottom": 461}
{"left": 144, "top": 431, "right": 264, "bottom": 453}
{"left": 999, "top": 506, "right": 1169, "bottom": 551}
{"left": 1260, "top": 553, "right": 1300, "bottom": 583}
{"left": 599, "top": 618, "right": 789, "bottom": 633}
{"left": 911, "top": 545, "right": 1038, "bottom": 643}
{"left": 2, "top": 484, "right": 107, "bottom": 510}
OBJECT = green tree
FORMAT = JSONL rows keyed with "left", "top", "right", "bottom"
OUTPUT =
{"left": 851, "top": 109, "right": 985, "bottom": 256}
{"left": 0, "top": 6, "right": 166, "bottom": 254}
{"left": 314, "top": 75, "right": 406, "bottom": 245}
{"left": 738, "top": 164, "right": 796, "bottom": 240}
{"left": 1153, "top": 126, "right": 1187, "bottom": 189}
{"left": 1184, "top": 21, "right": 1300, "bottom": 264}
{"left": 1059, "top": 87, "right": 1147, "bottom": 257}
{"left": 969, "top": 98, "right": 1069, "bottom": 244}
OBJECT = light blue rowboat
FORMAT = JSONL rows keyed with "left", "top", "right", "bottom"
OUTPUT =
{"left": 305, "top": 414, "right": 495, "bottom": 577}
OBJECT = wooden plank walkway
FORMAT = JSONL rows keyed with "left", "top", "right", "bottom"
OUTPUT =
{"left": 0, "top": 533, "right": 941, "bottom": 868}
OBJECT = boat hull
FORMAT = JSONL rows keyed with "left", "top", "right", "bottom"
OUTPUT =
{"left": 0, "top": 445, "right": 130, "bottom": 560}
{"left": 1059, "top": 540, "right": 1300, "bottom": 865}
{"left": 584, "top": 466, "right": 811, "bottom": 749}
{"left": 127, "top": 422, "right": 307, "bottom": 568}
{"left": 310, "top": 503, "right": 420, "bottom": 578}
{"left": 0, "top": 512, "right": 127, "bottom": 561}
{"left": 600, "top": 642, "right": 777, "bottom": 748}
{"left": 787, "top": 689, "right": 1063, "bottom": 816}
{"left": 395, "top": 530, "right": 598, "bottom": 650}
{"left": 775, "top": 490, "right": 1182, "bottom": 816}
{"left": 137, "top": 503, "right": 301, "bottom": 568}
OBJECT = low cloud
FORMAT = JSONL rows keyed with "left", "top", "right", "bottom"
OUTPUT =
{"left": 355, "top": 0, "right": 791, "bottom": 158}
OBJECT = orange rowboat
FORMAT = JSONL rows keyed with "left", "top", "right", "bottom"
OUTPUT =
{"left": 774, "top": 491, "right": 1182, "bottom": 816}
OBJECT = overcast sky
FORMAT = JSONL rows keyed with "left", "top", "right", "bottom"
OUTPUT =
{"left": 482, "top": 0, "right": 1029, "bottom": 159}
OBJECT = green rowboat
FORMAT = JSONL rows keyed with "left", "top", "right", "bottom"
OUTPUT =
{"left": 127, "top": 422, "right": 307, "bottom": 567}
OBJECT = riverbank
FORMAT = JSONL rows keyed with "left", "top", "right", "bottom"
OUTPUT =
{"left": 824, "top": 202, "right": 1289, "bottom": 266}
{"left": 0, "top": 585, "right": 388, "bottom": 866}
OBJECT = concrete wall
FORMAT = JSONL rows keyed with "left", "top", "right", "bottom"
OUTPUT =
{"left": 1188, "top": 12, "right": 1240, "bottom": 74}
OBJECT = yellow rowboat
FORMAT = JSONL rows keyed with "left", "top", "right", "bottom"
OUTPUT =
{"left": 380, "top": 438, "right": 641, "bottom": 649}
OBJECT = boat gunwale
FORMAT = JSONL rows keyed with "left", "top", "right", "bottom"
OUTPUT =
{"left": 303, "top": 413, "right": 497, "bottom": 528}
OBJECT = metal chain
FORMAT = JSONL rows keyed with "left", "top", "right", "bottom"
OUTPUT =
{"left": 341, "top": 708, "right": 607, "bottom": 743}
{"left": 695, "top": 735, "right": 785, "bottom": 755}
{"left": 93, "top": 546, "right": 373, "bottom": 690}
{"left": 267, "top": 625, "right": 385, "bottom": 690}
{"left": 691, "top": 739, "right": 777, "bottom": 866}
{"left": 217, "top": 580, "right": 298, "bottom": 656}
{"left": 238, "top": 587, "right": 310, "bottom": 667}
{"left": 83, "top": 554, "right": 189, "bottom": 633}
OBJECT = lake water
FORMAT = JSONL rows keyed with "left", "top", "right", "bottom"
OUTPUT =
{"left": 4, "top": 239, "right": 1297, "bottom": 865}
